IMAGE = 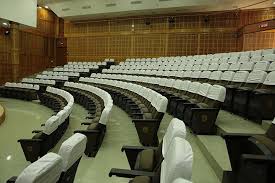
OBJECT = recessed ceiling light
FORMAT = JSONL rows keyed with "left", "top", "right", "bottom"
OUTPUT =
{"left": 2, "top": 22, "right": 8, "bottom": 26}
{"left": 273, "top": 2, "right": 275, "bottom": 5}
{"left": 38, "top": 6, "right": 42, "bottom": 9}
{"left": 45, "top": 6, "right": 49, "bottom": 9}
{"left": 6, "top": 155, "right": 12, "bottom": 160}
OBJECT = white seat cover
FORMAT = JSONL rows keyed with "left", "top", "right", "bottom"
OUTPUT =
{"left": 197, "top": 83, "right": 211, "bottom": 96}
{"left": 44, "top": 116, "right": 59, "bottom": 135}
{"left": 172, "top": 178, "right": 192, "bottom": 183}
{"left": 246, "top": 70, "right": 267, "bottom": 84}
{"left": 263, "top": 71, "right": 275, "bottom": 85}
{"left": 160, "top": 137, "right": 193, "bottom": 183}
{"left": 232, "top": 71, "right": 249, "bottom": 82}
{"left": 221, "top": 71, "right": 235, "bottom": 81}
{"left": 207, "top": 85, "right": 226, "bottom": 102}
{"left": 15, "top": 153, "right": 63, "bottom": 183}
{"left": 58, "top": 133, "right": 87, "bottom": 171}
{"left": 162, "top": 118, "right": 186, "bottom": 158}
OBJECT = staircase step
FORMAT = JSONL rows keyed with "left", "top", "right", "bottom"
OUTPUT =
{"left": 196, "top": 135, "right": 232, "bottom": 183}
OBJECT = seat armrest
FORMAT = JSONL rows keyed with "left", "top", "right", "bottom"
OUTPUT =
{"left": 221, "top": 132, "right": 262, "bottom": 138}
{"left": 132, "top": 119, "right": 159, "bottom": 123}
{"left": 109, "top": 168, "right": 155, "bottom": 178}
{"left": 81, "top": 122, "right": 92, "bottom": 125}
{"left": 32, "top": 130, "right": 42, "bottom": 133}
{"left": 74, "top": 129, "right": 101, "bottom": 134}
{"left": 121, "top": 145, "right": 158, "bottom": 152}
{"left": 241, "top": 154, "right": 275, "bottom": 162}
{"left": 6, "top": 176, "right": 17, "bottom": 183}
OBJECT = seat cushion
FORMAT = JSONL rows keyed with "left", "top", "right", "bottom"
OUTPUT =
{"left": 143, "top": 113, "right": 152, "bottom": 119}
{"left": 87, "top": 123, "right": 100, "bottom": 130}
{"left": 197, "top": 102, "right": 209, "bottom": 108}
{"left": 132, "top": 176, "right": 151, "bottom": 183}
{"left": 134, "top": 149, "right": 155, "bottom": 171}
{"left": 253, "top": 135, "right": 275, "bottom": 155}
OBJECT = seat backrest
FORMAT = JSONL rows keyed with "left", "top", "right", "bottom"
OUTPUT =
{"left": 209, "top": 71, "right": 222, "bottom": 81}
{"left": 99, "top": 106, "right": 112, "bottom": 125}
{"left": 221, "top": 71, "right": 235, "bottom": 81}
{"left": 197, "top": 83, "right": 212, "bottom": 97}
{"left": 232, "top": 71, "right": 249, "bottom": 83}
{"left": 15, "top": 153, "right": 63, "bottom": 183}
{"left": 155, "top": 95, "right": 168, "bottom": 113}
{"left": 245, "top": 70, "right": 267, "bottom": 84}
{"left": 254, "top": 61, "right": 270, "bottom": 71}
{"left": 172, "top": 178, "right": 192, "bottom": 183}
{"left": 162, "top": 118, "right": 186, "bottom": 157}
{"left": 160, "top": 137, "right": 193, "bottom": 183}
{"left": 58, "top": 133, "right": 87, "bottom": 171}
{"left": 206, "top": 85, "right": 226, "bottom": 102}
{"left": 240, "top": 62, "right": 255, "bottom": 71}
{"left": 188, "top": 82, "right": 201, "bottom": 94}
{"left": 268, "top": 62, "right": 275, "bottom": 72}
{"left": 43, "top": 116, "right": 59, "bottom": 135}
{"left": 263, "top": 71, "right": 275, "bottom": 86}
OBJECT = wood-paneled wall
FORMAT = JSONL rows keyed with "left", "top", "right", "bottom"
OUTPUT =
{"left": 0, "top": 32, "right": 11, "bottom": 84}
{"left": 64, "top": 12, "right": 239, "bottom": 61}
{"left": 0, "top": 8, "right": 58, "bottom": 84}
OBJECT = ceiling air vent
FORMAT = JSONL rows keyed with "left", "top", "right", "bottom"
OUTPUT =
{"left": 159, "top": 0, "right": 172, "bottom": 2}
{"left": 105, "top": 3, "right": 116, "bottom": 7}
{"left": 131, "top": 1, "right": 142, "bottom": 5}
{"left": 62, "top": 8, "right": 70, "bottom": 11}
{"left": 82, "top": 5, "right": 91, "bottom": 9}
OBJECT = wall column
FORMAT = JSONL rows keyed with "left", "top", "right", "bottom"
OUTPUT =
{"left": 10, "top": 22, "right": 20, "bottom": 82}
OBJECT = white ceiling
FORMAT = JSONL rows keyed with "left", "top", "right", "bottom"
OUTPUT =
{"left": 38, "top": 0, "right": 275, "bottom": 20}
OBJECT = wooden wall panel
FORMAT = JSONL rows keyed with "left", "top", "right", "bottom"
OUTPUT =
{"left": 65, "top": 12, "right": 242, "bottom": 61}
{"left": 0, "top": 32, "right": 12, "bottom": 84}
{"left": 239, "top": 8, "right": 275, "bottom": 51}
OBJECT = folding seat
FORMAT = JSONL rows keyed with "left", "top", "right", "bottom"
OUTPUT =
{"left": 223, "top": 71, "right": 249, "bottom": 111}
{"left": 110, "top": 137, "right": 193, "bottom": 183}
{"left": 198, "top": 71, "right": 211, "bottom": 82}
{"left": 183, "top": 85, "right": 226, "bottom": 134}
{"left": 109, "top": 118, "right": 186, "bottom": 178}
{"left": 176, "top": 83, "right": 211, "bottom": 120}
{"left": 57, "top": 133, "right": 87, "bottom": 183}
{"left": 246, "top": 71, "right": 275, "bottom": 123}
{"left": 208, "top": 71, "right": 222, "bottom": 85}
{"left": 223, "top": 117, "right": 275, "bottom": 183}
{"left": 228, "top": 62, "right": 241, "bottom": 71}
{"left": 7, "top": 153, "right": 63, "bottom": 183}
{"left": 253, "top": 61, "right": 270, "bottom": 71}
{"left": 169, "top": 82, "right": 200, "bottom": 117}
{"left": 217, "top": 71, "right": 235, "bottom": 86}
{"left": 133, "top": 95, "right": 168, "bottom": 146}
{"left": 218, "top": 63, "right": 230, "bottom": 71}
{"left": 232, "top": 70, "right": 267, "bottom": 117}
{"left": 238, "top": 55, "right": 250, "bottom": 63}
{"left": 262, "top": 53, "right": 275, "bottom": 62}
{"left": 200, "top": 63, "right": 209, "bottom": 71}
{"left": 250, "top": 55, "right": 263, "bottom": 62}
{"left": 208, "top": 63, "right": 219, "bottom": 71}
{"left": 76, "top": 105, "right": 112, "bottom": 156}
{"left": 18, "top": 115, "right": 60, "bottom": 162}
{"left": 239, "top": 62, "right": 255, "bottom": 71}
{"left": 228, "top": 56, "right": 239, "bottom": 64}
{"left": 268, "top": 62, "right": 275, "bottom": 72}
{"left": 190, "top": 71, "right": 201, "bottom": 81}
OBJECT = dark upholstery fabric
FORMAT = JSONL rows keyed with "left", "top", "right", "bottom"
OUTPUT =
{"left": 253, "top": 135, "right": 275, "bottom": 155}
{"left": 32, "top": 132, "right": 46, "bottom": 139}
{"left": 134, "top": 149, "right": 155, "bottom": 171}
{"left": 87, "top": 123, "right": 100, "bottom": 130}
{"left": 132, "top": 176, "right": 151, "bottom": 183}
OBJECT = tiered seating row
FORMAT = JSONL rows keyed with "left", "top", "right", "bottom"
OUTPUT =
{"left": 88, "top": 73, "right": 227, "bottom": 134}
{"left": 18, "top": 86, "right": 74, "bottom": 162}
{"left": 63, "top": 82, "right": 113, "bottom": 157}
{"left": 7, "top": 133, "right": 87, "bottom": 183}
{"left": 79, "top": 77, "right": 168, "bottom": 146}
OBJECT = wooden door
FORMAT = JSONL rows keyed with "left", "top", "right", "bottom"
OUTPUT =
{"left": 56, "top": 38, "right": 67, "bottom": 66}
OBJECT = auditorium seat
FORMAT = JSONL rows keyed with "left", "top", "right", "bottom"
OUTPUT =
{"left": 232, "top": 70, "right": 267, "bottom": 117}
{"left": 223, "top": 118, "right": 275, "bottom": 183}
{"left": 183, "top": 85, "right": 226, "bottom": 134}
{"left": 247, "top": 71, "right": 275, "bottom": 123}
{"left": 223, "top": 71, "right": 249, "bottom": 111}
{"left": 6, "top": 153, "right": 63, "bottom": 183}
{"left": 176, "top": 83, "right": 212, "bottom": 120}
{"left": 57, "top": 133, "right": 87, "bottom": 183}
{"left": 109, "top": 137, "right": 193, "bottom": 183}
{"left": 111, "top": 118, "right": 186, "bottom": 176}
